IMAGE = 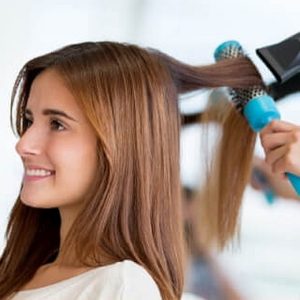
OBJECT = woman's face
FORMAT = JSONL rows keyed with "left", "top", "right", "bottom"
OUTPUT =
{"left": 16, "top": 69, "right": 98, "bottom": 209}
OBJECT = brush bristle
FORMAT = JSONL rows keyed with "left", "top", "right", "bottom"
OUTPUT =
{"left": 215, "top": 41, "right": 266, "bottom": 111}
{"left": 230, "top": 87, "right": 267, "bottom": 112}
{"left": 217, "top": 44, "right": 244, "bottom": 60}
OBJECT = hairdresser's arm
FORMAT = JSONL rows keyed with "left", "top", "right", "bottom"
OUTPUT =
{"left": 260, "top": 120, "right": 300, "bottom": 179}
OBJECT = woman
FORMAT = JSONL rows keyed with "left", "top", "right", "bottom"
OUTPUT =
{"left": 0, "top": 41, "right": 262, "bottom": 299}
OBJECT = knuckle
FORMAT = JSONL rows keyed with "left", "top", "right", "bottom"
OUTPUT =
{"left": 286, "top": 143, "right": 293, "bottom": 153}
{"left": 292, "top": 130, "right": 300, "bottom": 141}
{"left": 269, "top": 120, "right": 278, "bottom": 130}
{"left": 283, "top": 155, "right": 293, "bottom": 169}
{"left": 260, "top": 136, "right": 268, "bottom": 150}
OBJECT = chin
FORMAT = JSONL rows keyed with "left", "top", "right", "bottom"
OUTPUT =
{"left": 20, "top": 195, "right": 56, "bottom": 209}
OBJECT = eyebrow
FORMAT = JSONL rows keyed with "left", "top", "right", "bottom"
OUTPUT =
{"left": 25, "top": 108, "right": 78, "bottom": 122}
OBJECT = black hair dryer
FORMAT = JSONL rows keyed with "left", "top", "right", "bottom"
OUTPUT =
{"left": 256, "top": 32, "right": 300, "bottom": 83}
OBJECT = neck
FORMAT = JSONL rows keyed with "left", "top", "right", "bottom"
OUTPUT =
{"left": 52, "top": 204, "right": 82, "bottom": 267}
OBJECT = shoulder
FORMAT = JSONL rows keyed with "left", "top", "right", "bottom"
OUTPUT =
{"left": 181, "top": 292, "right": 205, "bottom": 300}
{"left": 119, "top": 260, "right": 162, "bottom": 300}
{"left": 88, "top": 260, "right": 161, "bottom": 300}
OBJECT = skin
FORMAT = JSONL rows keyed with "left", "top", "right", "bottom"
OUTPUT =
{"left": 251, "top": 156, "right": 300, "bottom": 200}
{"left": 257, "top": 120, "right": 300, "bottom": 199}
{"left": 260, "top": 120, "right": 300, "bottom": 176}
{"left": 15, "top": 68, "right": 98, "bottom": 289}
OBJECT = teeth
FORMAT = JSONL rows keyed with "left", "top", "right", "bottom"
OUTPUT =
{"left": 26, "top": 169, "right": 53, "bottom": 177}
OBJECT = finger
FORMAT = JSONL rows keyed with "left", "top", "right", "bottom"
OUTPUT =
{"left": 260, "top": 132, "right": 294, "bottom": 153}
{"left": 261, "top": 120, "right": 299, "bottom": 135}
{"left": 273, "top": 157, "right": 297, "bottom": 175}
{"left": 265, "top": 145, "right": 287, "bottom": 169}
{"left": 272, "top": 145, "right": 300, "bottom": 176}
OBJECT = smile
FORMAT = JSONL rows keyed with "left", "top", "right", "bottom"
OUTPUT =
{"left": 24, "top": 168, "right": 55, "bottom": 181}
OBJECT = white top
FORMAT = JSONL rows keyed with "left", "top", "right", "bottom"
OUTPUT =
{"left": 11, "top": 260, "right": 161, "bottom": 300}
{"left": 182, "top": 293, "right": 204, "bottom": 300}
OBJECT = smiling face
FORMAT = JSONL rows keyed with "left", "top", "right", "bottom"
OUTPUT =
{"left": 15, "top": 69, "right": 98, "bottom": 209}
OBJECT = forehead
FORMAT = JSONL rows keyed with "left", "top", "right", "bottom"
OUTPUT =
{"left": 27, "top": 69, "right": 81, "bottom": 116}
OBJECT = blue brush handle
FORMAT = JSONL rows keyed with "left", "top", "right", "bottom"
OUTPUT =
{"left": 244, "top": 95, "right": 300, "bottom": 195}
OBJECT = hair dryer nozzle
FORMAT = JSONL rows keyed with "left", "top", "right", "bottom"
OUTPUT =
{"left": 256, "top": 32, "right": 300, "bottom": 83}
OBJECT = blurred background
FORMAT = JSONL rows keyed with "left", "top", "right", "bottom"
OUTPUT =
{"left": 0, "top": 0, "right": 299, "bottom": 299}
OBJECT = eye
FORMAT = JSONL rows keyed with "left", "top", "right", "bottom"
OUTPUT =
{"left": 23, "top": 117, "right": 33, "bottom": 130}
{"left": 50, "top": 119, "right": 65, "bottom": 131}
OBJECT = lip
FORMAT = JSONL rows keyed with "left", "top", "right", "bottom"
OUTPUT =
{"left": 23, "top": 165, "right": 55, "bottom": 182}
{"left": 24, "top": 173, "right": 55, "bottom": 182}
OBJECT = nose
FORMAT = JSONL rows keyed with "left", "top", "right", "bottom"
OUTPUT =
{"left": 15, "top": 126, "right": 45, "bottom": 158}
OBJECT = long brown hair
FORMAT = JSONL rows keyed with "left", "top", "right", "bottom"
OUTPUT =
{"left": 197, "top": 90, "right": 257, "bottom": 249}
{"left": 0, "top": 41, "right": 262, "bottom": 299}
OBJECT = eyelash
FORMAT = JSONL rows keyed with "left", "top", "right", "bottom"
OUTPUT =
{"left": 50, "top": 119, "right": 65, "bottom": 131}
{"left": 23, "top": 117, "right": 66, "bottom": 132}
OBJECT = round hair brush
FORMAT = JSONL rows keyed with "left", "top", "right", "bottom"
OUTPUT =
{"left": 214, "top": 40, "right": 300, "bottom": 196}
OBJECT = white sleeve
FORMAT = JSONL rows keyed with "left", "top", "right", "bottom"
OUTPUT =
{"left": 181, "top": 292, "right": 205, "bottom": 300}
{"left": 121, "top": 261, "right": 162, "bottom": 300}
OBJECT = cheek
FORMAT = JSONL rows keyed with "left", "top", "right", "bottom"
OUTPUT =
{"left": 51, "top": 139, "right": 98, "bottom": 186}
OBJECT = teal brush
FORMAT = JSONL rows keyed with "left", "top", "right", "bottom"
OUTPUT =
{"left": 214, "top": 40, "right": 300, "bottom": 196}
